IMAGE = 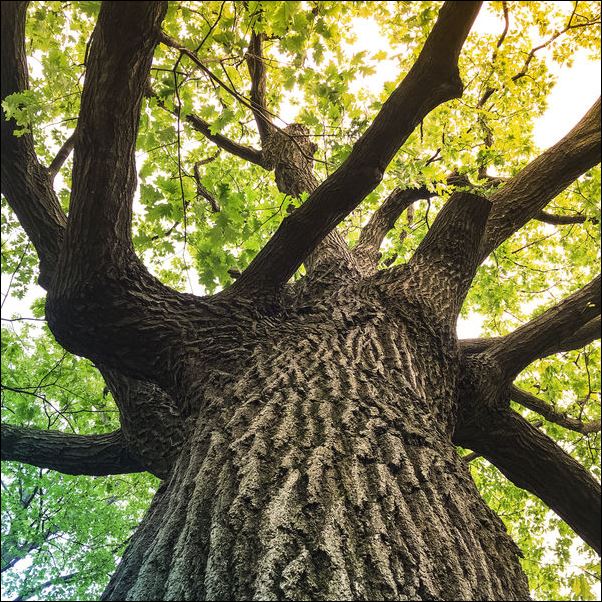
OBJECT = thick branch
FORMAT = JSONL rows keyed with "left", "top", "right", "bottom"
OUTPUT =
{"left": 60, "top": 1, "right": 167, "bottom": 269}
{"left": 186, "top": 113, "right": 266, "bottom": 166}
{"left": 245, "top": 31, "right": 274, "bottom": 143}
{"left": 463, "top": 409, "right": 601, "bottom": 554}
{"left": 407, "top": 192, "right": 492, "bottom": 316}
{"left": 1, "top": 1, "right": 67, "bottom": 288}
{"left": 46, "top": 2, "right": 200, "bottom": 384}
{"left": 353, "top": 186, "right": 433, "bottom": 270}
{"left": 1, "top": 424, "right": 144, "bottom": 476}
{"left": 461, "top": 314, "right": 601, "bottom": 356}
{"left": 510, "top": 385, "right": 601, "bottom": 435}
{"left": 230, "top": 1, "right": 482, "bottom": 295}
{"left": 481, "top": 97, "right": 601, "bottom": 260}
{"left": 486, "top": 276, "right": 601, "bottom": 378}
{"left": 2, "top": 1, "right": 185, "bottom": 478}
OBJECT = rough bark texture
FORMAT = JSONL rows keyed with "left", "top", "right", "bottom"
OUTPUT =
{"left": 101, "top": 284, "right": 529, "bottom": 601}
{"left": 3, "top": 2, "right": 601, "bottom": 601}
{"left": 1, "top": 424, "right": 144, "bottom": 476}
{"left": 456, "top": 404, "right": 601, "bottom": 554}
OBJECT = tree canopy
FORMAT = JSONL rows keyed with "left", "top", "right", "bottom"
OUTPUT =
{"left": 1, "top": 1, "right": 600, "bottom": 600}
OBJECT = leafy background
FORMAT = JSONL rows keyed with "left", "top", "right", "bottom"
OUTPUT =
{"left": 1, "top": 1, "right": 600, "bottom": 599}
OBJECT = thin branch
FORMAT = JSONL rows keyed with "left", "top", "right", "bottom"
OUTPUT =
{"left": 194, "top": 0, "right": 226, "bottom": 54}
{"left": 193, "top": 160, "right": 220, "bottom": 212}
{"left": 47, "top": 131, "right": 77, "bottom": 182}
{"left": 535, "top": 209, "right": 598, "bottom": 225}
{"left": 475, "top": 1, "right": 510, "bottom": 107}
{"left": 462, "top": 451, "right": 481, "bottom": 463}
{"left": 160, "top": 31, "right": 279, "bottom": 124}
{"left": 13, "top": 572, "right": 78, "bottom": 601}
{"left": 186, "top": 112, "right": 266, "bottom": 166}
{"left": 510, "top": 385, "right": 601, "bottom": 435}
{"left": 1, "top": 245, "right": 30, "bottom": 310}
{"left": 161, "top": 31, "right": 334, "bottom": 170}
{"left": 478, "top": 7, "right": 600, "bottom": 107}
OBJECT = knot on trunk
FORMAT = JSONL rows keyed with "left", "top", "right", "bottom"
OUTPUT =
{"left": 262, "top": 123, "right": 319, "bottom": 197}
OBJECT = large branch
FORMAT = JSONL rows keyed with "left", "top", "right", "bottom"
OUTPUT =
{"left": 2, "top": 1, "right": 186, "bottom": 475}
{"left": 463, "top": 409, "right": 601, "bottom": 554}
{"left": 45, "top": 2, "right": 202, "bottom": 383}
{"left": 58, "top": 1, "right": 167, "bottom": 270}
{"left": 1, "top": 424, "right": 145, "bottom": 476}
{"left": 486, "top": 276, "right": 601, "bottom": 378}
{"left": 1, "top": 1, "right": 67, "bottom": 288}
{"left": 480, "top": 97, "right": 601, "bottom": 260}
{"left": 461, "top": 314, "right": 601, "bottom": 356}
{"left": 245, "top": 30, "right": 274, "bottom": 144}
{"left": 510, "top": 385, "right": 601, "bottom": 435}
{"left": 228, "top": 1, "right": 482, "bottom": 295}
{"left": 406, "top": 191, "right": 492, "bottom": 317}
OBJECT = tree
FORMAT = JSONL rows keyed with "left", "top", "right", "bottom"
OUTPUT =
{"left": 1, "top": 0, "right": 600, "bottom": 600}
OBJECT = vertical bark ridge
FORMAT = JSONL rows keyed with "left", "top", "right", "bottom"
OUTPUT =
{"left": 102, "top": 290, "right": 529, "bottom": 601}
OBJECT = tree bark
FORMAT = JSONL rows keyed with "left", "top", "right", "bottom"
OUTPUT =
{"left": 1, "top": 425, "right": 144, "bottom": 476}
{"left": 231, "top": 2, "right": 482, "bottom": 295}
{"left": 458, "top": 408, "right": 601, "bottom": 554}
{"left": 3, "top": 2, "right": 600, "bottom": 600}
{"left": 101, "top": 306, "right": 529, "bottom": 601}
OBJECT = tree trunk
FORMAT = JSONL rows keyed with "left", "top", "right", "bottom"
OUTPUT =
{"left": 101, "top": 292, "right": 530, "bottom": 601}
